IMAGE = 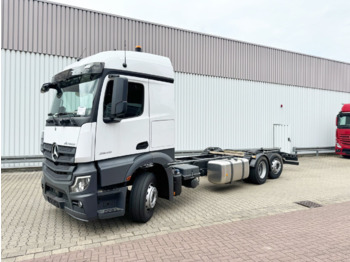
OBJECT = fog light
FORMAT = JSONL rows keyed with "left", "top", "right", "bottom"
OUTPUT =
{"left": 78, "top": 201, "right": 83, "bottom": 208}
{"left": 70, "top": 176, "right": 91, "bottom": 193}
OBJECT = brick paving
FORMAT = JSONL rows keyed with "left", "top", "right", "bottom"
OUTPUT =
{"left": 2, "top": 155, "right": 350, "bottom": 261}
{"left": 26, "top": 201, "right": 350, "bottom": 261}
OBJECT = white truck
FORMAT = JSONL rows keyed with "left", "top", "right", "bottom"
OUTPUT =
{"left": 40, "top": 47, "right": 298, "bottom": 222}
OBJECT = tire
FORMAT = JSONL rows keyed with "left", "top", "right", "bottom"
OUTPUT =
{"left": 268, "top": 154, "right": 283, "bottom": 179}
{"left": 342, "top": 155, "right": 350, "bottom": 159}
{"left": 249, "top": 157, "right": 269, "bottom": 184}
{"left": 129, "top": 172, "right": 158, "bottom": 223}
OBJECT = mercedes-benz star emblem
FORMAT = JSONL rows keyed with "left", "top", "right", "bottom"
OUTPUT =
{"left": 52, "top": 143, "right": 59, "bottom": 162}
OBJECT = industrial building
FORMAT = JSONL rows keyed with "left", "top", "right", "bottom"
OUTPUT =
{"left": 2, "top": 0, "right": 350, "bottom": 168}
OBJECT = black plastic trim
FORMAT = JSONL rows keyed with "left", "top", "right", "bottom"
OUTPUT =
{"left": 97, "top": 148, "right": 175, "bottom": 188}
{"left": 107, "top": 69, "right": 174, "bottom": 84}
{"left": 44, "top": 159, "right": 75, "bottom": 174}
{"left": 42, "top": 162, "right": 100, "bottom": 221}
{"left": 136, "top": 141, "right": 149, "bottom": 150}
{"left": 45, "top": 116, "right": 92, "bottom": 127}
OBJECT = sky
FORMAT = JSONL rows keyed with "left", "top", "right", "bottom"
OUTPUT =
{"left": 52, "top": 0, "right": 350, "bottom": 63}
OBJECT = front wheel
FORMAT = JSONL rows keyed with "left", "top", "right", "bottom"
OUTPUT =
{"left": 129, "top": 172, "right": 158, "bottom": 223}
{"left": 249, "top": 157, "right": 269, "bottom": 184}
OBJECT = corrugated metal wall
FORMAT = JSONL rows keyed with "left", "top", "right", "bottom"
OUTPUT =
{"left": 174, "top": 73, "right": 350, "bottom": 150}
{"left": 2, "top": 0, "right": 350, "bottom": 92}
{"left": 1, "top": 50, "right": 75, "bottom": 168}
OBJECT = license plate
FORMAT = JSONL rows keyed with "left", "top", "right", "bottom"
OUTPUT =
{"left": 47, "top": 196, "right": 60, "bottom": 208}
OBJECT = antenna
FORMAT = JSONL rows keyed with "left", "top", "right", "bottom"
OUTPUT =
{"left": 76, "top": 48, "right": 87, "bottom": 61}
{"left": 122, "top": 40, "right": 127, "bottom": 68}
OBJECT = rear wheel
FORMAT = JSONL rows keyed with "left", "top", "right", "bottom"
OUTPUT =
{"left": 129, "top": 172, "right": 158, "bottom": 223}
{"left": 249, "top": 157, "right": 268, "bottom": 184}
{"left": 268, "top": 154, "right": 283, "bottom": 179}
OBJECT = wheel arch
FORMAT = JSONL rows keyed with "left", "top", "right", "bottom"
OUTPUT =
{"left": 127, "top": 151, "right": 174, "bottom": 201}
{"left": 249, "top": 153, "right": 271, "bottom": 168}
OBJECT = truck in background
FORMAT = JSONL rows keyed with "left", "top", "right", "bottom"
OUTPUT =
{"left": 336, "top": 104, "right": 350, "bottom": 157}
{"left": 40, "top": 47, "right": 298, "bottom": 223}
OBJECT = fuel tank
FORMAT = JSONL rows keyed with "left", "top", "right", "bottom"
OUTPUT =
{"left": 207, "top": 158, "right": 249, "bottom": 184}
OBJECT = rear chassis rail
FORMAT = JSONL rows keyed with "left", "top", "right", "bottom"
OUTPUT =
{"left": 171, "top": 148, "right": 299, "bottom": 176}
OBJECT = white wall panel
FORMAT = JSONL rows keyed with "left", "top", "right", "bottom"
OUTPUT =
{"left": 174, "top": 72, "right": 350, "bottom": 151}
{"left": 1, "top": 50, "right": 75, "bottom": 168}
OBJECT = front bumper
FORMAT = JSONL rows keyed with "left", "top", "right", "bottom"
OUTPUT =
{"left": 42, "top": 161, "right": 127, "bottom": 221}
{"left": 335, "top": 142, "right": 350, "bottom": 156}
{"left": 335, "top": 148, "right": 350, "bottom": 155}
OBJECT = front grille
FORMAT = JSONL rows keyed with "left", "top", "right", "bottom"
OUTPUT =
{"left": 339, "top": 135, "right": 350, "bottom": 146}
{"left": 43, "top": 143, "right": 76, "bottom": 177}
{"left": 42, "top": 143, "right": 76, "bottom": 163}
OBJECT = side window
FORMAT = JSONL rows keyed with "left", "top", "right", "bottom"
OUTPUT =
{"left": 125, "top": 82, "right": 144, "bottom": 118}
{"left": 103, "top": 80, "right": 144, "bottom": 119}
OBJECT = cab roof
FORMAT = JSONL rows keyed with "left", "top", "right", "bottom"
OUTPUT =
{"left": 64, "top": 51, "right": 174, "bottom": 81}
{"left": 341, "top": 104, "right": 350, "bottom": 112}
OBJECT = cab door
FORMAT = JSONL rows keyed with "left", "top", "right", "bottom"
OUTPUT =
{"left": 95, "top": 75, "right": 149, "bottom": 160}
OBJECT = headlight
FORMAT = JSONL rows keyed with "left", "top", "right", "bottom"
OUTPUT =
{"left": 70, "top": 176, "right": 91, "bottom": 193}
{"left": 336, "top": 143, "right": 342, "bottom": 148}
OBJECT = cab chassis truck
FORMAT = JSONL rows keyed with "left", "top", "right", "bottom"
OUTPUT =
{"left": 40, "top": 47, "right": 299, "bottom": 223}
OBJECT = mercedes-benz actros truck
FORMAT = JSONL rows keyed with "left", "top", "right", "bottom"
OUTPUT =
{"left": 40, "top": 47, "right": 298, "bottom": 223}
{"left": 336, "top": 104, "right": 350, "bottom": 157}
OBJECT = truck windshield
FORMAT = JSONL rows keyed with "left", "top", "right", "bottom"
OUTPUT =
{"left": 338, "top": 115, "right": 350, "bottom": 128}
{"left": 50, "top": 75, "right": 100, "bottom": 117}
{"left": 49, "top": 62, "right": 104, "bottom": 117}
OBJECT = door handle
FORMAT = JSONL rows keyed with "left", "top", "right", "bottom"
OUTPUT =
{"left": 136, "top": 141, "right": 149, "bottom": 150}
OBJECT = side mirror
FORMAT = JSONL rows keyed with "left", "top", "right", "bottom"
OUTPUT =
{"left": 110, "top": 77, "right": 128, "bottom": 121}
{"left": 41, "top": 82, "right": 63, "bottom": 98}
{"left": 41, "top": 83, "right": 51, "bottom": 93}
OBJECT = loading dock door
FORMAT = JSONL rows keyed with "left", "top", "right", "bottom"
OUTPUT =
{"left": 273, "top": 124, "right": 292, "bottom": 154}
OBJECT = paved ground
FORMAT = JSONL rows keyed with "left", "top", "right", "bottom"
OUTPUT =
{"left": 29, "top": 201, "right": 350, "bottom": 262}
{"left": 2, "top": 155, "right": 350, "bottom": 261}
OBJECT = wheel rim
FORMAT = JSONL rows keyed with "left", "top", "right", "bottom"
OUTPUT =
{"left": 145, "top": 183, "right": 158, "bottom": 210}
{"left": 271, "top": 158, "right": 281, "bottom": 174}
{"left": 258, "top": 161, "right": 267, "bottom": 179}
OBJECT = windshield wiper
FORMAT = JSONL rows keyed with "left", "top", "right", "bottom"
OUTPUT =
{"left": 47, "top": 113, "right": 79, "bottom": 126}
{"left": 47, "top": 113, "right": 59, "bottom": 125}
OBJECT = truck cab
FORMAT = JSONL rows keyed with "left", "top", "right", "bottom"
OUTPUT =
{"left": 41, "top": 49, "right": 176, "bottom": 222}
{"left": 336, "top": 104, "right": 350, "bottom": 157}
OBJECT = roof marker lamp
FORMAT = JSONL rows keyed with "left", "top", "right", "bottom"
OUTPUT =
{"left": 70, "top": 176, "right": 91, "bottom": 193}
